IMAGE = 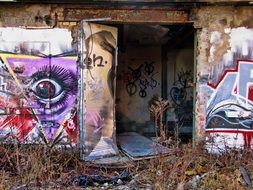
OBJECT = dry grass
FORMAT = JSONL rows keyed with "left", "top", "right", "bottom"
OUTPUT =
{"left": 0, "top": 143, "right": 82, "bottom": 189}
{"left": 133, "top": 142, "right": 253, "bottom": 190}
{"left": 1, "top": 141, "right": 253, "bottom": 190}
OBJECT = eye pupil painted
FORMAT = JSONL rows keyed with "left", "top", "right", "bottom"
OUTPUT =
{"left": 36, "top": 81, "right": 56, "bottom": 99}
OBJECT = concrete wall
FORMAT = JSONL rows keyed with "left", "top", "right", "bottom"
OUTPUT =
{"left": 192, "top": 6, "right": 253, "bottom": 150}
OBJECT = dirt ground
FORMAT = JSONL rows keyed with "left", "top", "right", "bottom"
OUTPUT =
{"left": 1, "top": 142, "right": 253, "bottom": 190}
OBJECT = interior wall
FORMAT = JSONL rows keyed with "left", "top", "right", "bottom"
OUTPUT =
{"left": 166, "top": 48, "right": 194, "bottom": 126}
{"left": 116, "top": 45, "right": 161, "bottom": 134}
{"left": 167, "top": 48, "right": 194, "bottom": 94}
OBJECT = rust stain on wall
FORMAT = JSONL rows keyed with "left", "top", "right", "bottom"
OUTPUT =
{"left": 233, "top": 7, "right": 253, "bottom": 28}
{"left": 0, "top": 5, "right": 52, "bottom": 27}
{"left": 64, "top": 9, "right": 188, "bottom": 23}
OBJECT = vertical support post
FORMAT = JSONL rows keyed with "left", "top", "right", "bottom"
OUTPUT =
{"left": 79, "top": 20, "right": 85, "bottom": 160}
{"left": 113, "top": 47, "right": 118, "bottom": 143}
{"left": 192, "top": 29, "right": 197, "bottom": 148}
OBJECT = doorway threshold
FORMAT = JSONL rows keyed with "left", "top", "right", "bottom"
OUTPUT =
{"left": 85, "top": 154, "right": 134, "bottom": 168}
{"left": 117, "top": 132, "right": 171, "bottom": 160}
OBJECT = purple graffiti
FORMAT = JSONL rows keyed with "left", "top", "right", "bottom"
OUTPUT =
{"left": 2, "top": 55, "right": 78, "bottom": 141}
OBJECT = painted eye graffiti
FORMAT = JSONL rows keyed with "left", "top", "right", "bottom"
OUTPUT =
{"left": 34, "top": 79, "right": 60, "bottom": 100}
{"left": 29, "top": 65, "right": 77, "bottom": 109}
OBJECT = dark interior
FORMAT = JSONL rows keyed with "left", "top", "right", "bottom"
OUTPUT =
{"left": 102, "top": 23, "right": 195, "bottom": 141}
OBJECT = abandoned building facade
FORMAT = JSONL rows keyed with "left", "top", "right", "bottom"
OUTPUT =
{"left": 0, "top": 0, "right": 252, "bottom": 159}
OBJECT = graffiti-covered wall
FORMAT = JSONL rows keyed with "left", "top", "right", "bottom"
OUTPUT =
{"left": 190, "top": 5, "right": 253, "bottom": 150}
{"left": 116, "top": 46, "right": 161, "bottom": 133}
{"left": 166, "top": 49, "right": 194, "bottom": 128}
{"left": 81, "top": 23, "right": 118, "bottom": 159}
{"left": 205, "top": 27, "right": 253, "bottom": 150}
{"left": 0, "top": 28, "right": 78, "bottom": 145}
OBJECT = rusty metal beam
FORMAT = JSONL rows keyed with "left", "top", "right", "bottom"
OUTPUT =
{"left": 64, "top": 8, "right": 189, "bottom": 24}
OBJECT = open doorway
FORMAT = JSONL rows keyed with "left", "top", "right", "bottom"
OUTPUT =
{"left": 115, "top": 24, "right": 195, "bottom": 154}
{"left": 80, "top": 21, "right": 195, "bottom": 160}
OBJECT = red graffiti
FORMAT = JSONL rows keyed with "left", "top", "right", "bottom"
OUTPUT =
{"left": 242, "top": 132, "right": 253, "bottom": 149}
{"left": 248, "top": 84, "right": 253, "bottom": 102}
{"left": 122, "top": 71, "right": 133, "bottom": 84}
{"left": 0, "top": 108, "right": 36, "bottom": 141}
{"left": 206, "top": 130, "right": 253, "bottom": 149}
{"left": 64, "top": 111, "right": 78, "bottom": 143}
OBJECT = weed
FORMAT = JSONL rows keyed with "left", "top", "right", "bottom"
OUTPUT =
{"left": 0, "top": 140, "right": 253, "bottom": 189}
{"left": 149, "top": 97, "right": 170, "bottom": 143}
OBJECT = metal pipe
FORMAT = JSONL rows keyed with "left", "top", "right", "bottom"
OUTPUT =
{"left": 79, "top": 20, "right": 85, "bottom": 160}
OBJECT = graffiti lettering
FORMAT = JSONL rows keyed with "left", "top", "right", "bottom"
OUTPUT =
{"left": 126, "top": 82, "right": 137, "bottom": 96}
{"left": 139, "top": 89, "right": 147, "bottom": 98}
{"left": 84, "top": 57, "right": 92, "bottom": 69}
{"left": 169, "top": 69, "right": 193, "bottom": 130}
{"left": 202, "top": 28, "right": 253, "bottom": 150}
{"left": 129, "top": 65, "right": 143, "bottom": 80}
{"left": 207, "top": 60, "right": 253, "bottom": 131}
{"left": 170, "top": 69, "right": 192, "bottom": 105}
{"left": 145, "top": 61, "right": 155, "bottom": 75}
{"left": 138, "top": 78, "right": 149, "bottom": 98}
{"left": 170, "top": 87, "right": 187, "bottom": 105}
{"left": 122, "top": 61, "right": 159, "bottom": 98}
{"left": 93, "top": 54, "right": 105, "bottom": 67}
{"left": 83, "top": 53, "right": 107, "bottom": 69}
{"left": 149, "top": 74, "right": 158, "bottom": 89}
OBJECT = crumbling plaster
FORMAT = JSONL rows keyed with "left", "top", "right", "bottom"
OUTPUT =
{"left": 191, "top": 6, "right": 253, "bottom": 141}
